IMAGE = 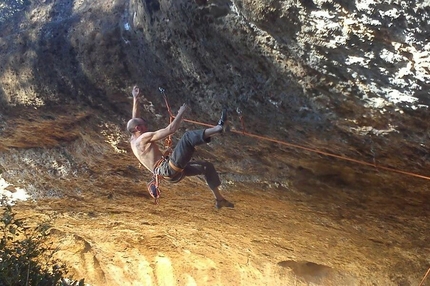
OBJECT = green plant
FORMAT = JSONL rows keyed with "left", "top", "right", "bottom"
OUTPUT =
{"left": 0, "top": 199, "right": 84, "bottom": 286}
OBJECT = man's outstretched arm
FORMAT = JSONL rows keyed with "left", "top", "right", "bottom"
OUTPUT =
{"left": 132, "top": 86, "right": 140, "bottom": 118}
{"left": 143, "top": 103, "right": 189, "bottom": 142}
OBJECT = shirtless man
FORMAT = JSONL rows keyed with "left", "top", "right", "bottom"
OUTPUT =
{"left": 127, "top": 86, "right": 234, "bottom": 209}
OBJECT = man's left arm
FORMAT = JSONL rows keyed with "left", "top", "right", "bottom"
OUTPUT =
{"left": 143, "top": 103, "right": 189, "bottom": 142}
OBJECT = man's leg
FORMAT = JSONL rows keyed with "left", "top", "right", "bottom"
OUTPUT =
{"left": 169, "top": 109, "right": 233, "bottom": 208}
{"left": 170, "top": 108, "right": 228, "bottom": 169}
{"left": 203, "top": 125, "right": 223, "bottom": 138}
{"left": 184, "top": 161, "right": 234, "bottom": 209}
{"left": 170, "top": 129, "right": 210, "bottom": 169}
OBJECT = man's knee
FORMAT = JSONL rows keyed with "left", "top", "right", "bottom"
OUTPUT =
{"left": 182, "top": 129, "right": 209, "bottom": 144}
{"left": 204, "top": 162, "right": 221, "bottom": 189}
{"left": 203, "top": 161, "right": 216, "bottom": 172}
{"left": 182, "top": 130, "right": 195, "bottom": 142}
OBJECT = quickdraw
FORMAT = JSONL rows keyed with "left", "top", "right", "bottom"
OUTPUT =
{"left": 236, "top": 107, "right": 246, "bottom": 134}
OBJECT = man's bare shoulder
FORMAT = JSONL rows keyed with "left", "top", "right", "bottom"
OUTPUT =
{"left": 131, "top": 132, "right": 157, "bottom": 149}
{"left": 136, "top": 131, "right": 156, "bottom": 143}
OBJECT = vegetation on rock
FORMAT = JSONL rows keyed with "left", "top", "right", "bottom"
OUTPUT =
{"left": 0, "top": 198, "right": 84, "bottom": 286}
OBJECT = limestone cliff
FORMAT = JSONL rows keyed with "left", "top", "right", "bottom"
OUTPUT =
{"left": 0, "top": 0, "right": 429, "bottom": 285}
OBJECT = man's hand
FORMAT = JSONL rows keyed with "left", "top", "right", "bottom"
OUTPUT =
{"left": 178, "top": 103, "right": 190, "bottom": 115}
{"left": 132, "top": 86, "right": 140, "bottom": 98}
{"left": 163, "top": 103, "right": 189, "bottom": 134}
{"left": 131, "top": 86, "right": 141, "bottom": 118}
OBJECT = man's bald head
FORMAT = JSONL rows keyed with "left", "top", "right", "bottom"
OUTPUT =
{"left": 127, "top": 118, "right": 147, "bottom": 134}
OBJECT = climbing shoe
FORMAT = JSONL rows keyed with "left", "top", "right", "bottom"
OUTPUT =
{"left": 217, "top": 108, "right": 229, "bottom": 132}
{"left": 217, "top": 108, "right": 227, "bottom": 125}
{"left": 215, "top": 199, "right": 235, "bottom": 209}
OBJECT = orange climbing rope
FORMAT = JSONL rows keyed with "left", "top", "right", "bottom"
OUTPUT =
{"left": 158, "top": 89, "right": 430, "bottom": 182}
{"left": 419, "top": 267, "right": 430, "bottom": 286}
{"left": 145, "top": 88, "right": 177, "bottom": 205}
{"left": 182, "top": 116, "right": 430, "bottom": 181}
{"left": 160, "top": 87, "right": 174, "bottom": 153}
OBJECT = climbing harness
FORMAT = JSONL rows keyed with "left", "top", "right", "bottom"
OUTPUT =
{"left": 147, "top": 157, "right": 186, "bottom": 204}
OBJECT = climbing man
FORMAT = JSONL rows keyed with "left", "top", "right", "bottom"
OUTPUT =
{"left": 127, "top": 86, "right": 234, "bottom": 209}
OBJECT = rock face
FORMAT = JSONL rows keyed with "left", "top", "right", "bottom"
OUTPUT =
{"left": 0, "top": 0, "right": 429, "bottom": 285}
